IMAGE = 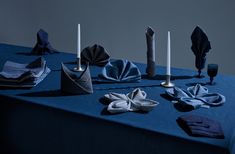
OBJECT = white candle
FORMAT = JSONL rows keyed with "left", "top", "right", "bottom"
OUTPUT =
{"left": 77, "top": 24, "right": 81, "bottom": 58}
{"left": 166, "top": 31, "right": 171, "bottom": 75}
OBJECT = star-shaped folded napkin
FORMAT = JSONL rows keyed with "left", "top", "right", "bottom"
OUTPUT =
{"left": 98, "top": 59, "right": 141, "bottom": 83}
{"left": 31, "top": 29, "right": 58, "bottom": 55}
{"left": 166, "top": 84, "right": 225, "bottom": 110}
{"left": 61, "top": 63, "right": 93, "bottom": 95}
{"left": 103, "top": 88, "right": 159, "bottom": 113}
{"left": 81, "top": 44, "right": 110, "bottom": 66}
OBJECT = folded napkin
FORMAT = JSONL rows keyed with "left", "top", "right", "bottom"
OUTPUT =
{"left": 177, "top": 114, "right": 224, "bottom": 139}
{"left": 61, "top": 63, "right": 93, "bottom": 95}
{"left": 145, "top": 26, "right": 156, "bottom": 78}
{"left": 166, "top": 84, "right": 225, "bottom": 109}
{"left": 0, "top": 57, "right": 50, "bottom": 87}
{"left": 81, "top": 44, "right": 110, "bottom": 66}
{"left": 103, "top": 88, "right": 159, "bottom": 113}
{"left": 31, "top": 29, "right": 58, "bottom": 55}
{"left": 191, "top": 26, "right": 211, "bottom": 76}
{"left": 98, "top": 59, "right": 141, "bottom": 83}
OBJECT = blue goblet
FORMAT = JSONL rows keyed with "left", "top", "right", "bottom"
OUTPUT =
{"left": 207, "top": 64, "right": 218, "bottom": 85}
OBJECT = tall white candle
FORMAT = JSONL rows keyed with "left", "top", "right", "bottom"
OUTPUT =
{"left": 77, "top": 24, "right": 81, "bottom": 58}
{"left": 166, "top": 31, "right": 171, "bottom": 75}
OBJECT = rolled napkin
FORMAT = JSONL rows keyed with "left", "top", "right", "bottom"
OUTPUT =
{"left": 103, "top": 88, "right": 159, "bottom": 113}
{"left": 177, "top": 114, "right": 224, "bottom": 139}
{"left": 191, "top": 26, "right": 211, "bottom": 77}
{"left": 145, "top": 26, "right": 155, "bottom": 78}
{"left": 61, "top": 63, "right": 93, "bottom": 95}
{"left": 98, "top": 59, "right": 141, "bottom": 83}
{"left": 0, "top": 57, "right": 50, "bottom": 87}
{"left": 81, "top": 44, "right": 110, "bottom": 66}
{"left": 31, "top": 29, "right": 58, "bottom": 55}
{"left": 166, "top": 84, "right": 225, "bottom": 109}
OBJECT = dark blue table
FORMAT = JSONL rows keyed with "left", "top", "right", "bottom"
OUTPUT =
{"left": 0, "top": 43, "right": 234, "bottom": 154}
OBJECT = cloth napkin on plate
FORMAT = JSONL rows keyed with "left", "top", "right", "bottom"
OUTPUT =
{"left": 103, "top": 88, "right": 159, "bottom": 113}
{"left": 81, "top": 44, "right": 110, "bottom": 66}
{"left": 98, "top": 59, "right": 141, "bottom": 83}
{"left": 0, "top": 57, "right": 50, "bottom": 87}
{"left": 61, "top": 63, "right": 93, "bottom": 95}
{"left": 166, "top": 84, "right": 225, "bottom": 109}
{"left": 31, "top": 29, "right": 58, "bottom": 55}
{"left": 177, "top": 114, "right": 224, "bottom": 139}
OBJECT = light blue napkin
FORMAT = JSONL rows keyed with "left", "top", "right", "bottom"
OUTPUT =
{"left": 98, "top": 59, "right": 141, "bottom": 83}
{"left": 166, "top": 84, "right": 225, "bottom": 109}
{"left": 0, "top": 57, "right": 50, "bottom": 87}
{"left": 104, "top": 88, "right": 159, "bottom": 113}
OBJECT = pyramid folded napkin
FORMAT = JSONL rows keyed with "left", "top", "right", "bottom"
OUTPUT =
{"left": 31, "top": 29, "right": 58, "bottom": 55}
{"left": 177, "top": 114, "right": 224, "bottom": 138}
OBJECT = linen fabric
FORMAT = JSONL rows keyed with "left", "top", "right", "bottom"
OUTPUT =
{"left": 31, "top": 29, "right": 58, "bottom": 55}
{"left": 177, "top": 114, "right": 224, "bottom": 139}
{"left": 98, "top": 59, "right": 141, "bottom": 83}
{"left": 103, "top": 88, "right": 159, "bottom": 113}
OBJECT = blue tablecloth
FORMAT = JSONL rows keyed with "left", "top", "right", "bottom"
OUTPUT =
{"left": 0, "top": 43, "right": 234, "bottom": 154}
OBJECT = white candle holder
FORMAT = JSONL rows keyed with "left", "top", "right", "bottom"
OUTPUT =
{"left": 161, "top": 75, "right": 175, "bottom": 88}
{"left": 73, "top": 58, "right": 84, "bottom": 72}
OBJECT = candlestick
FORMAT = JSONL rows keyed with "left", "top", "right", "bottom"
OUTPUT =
{"left": 73, "top": 57, "right": 84, "bottom": 72}
{"left": 167, "top": 31, "right": 171, "bottom": 75}
{"left": 161, "top": 31, "right": 174, "bottom": 88}
{"left": 74, "top": 24, "right": 84, "bottom": 72}
{"left": 77, "top": 24, "right": 81, "bottom": 58}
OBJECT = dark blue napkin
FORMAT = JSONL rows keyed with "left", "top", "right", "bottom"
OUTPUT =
{"left": 31, "top": 29, "right": 58, "bottom": 55}
{"left": 61, "top": 63, "right": 93, "bottom": 95}
{"left": 0, "top": 57, "right": 50, "bottom": 87}
{"left": 81, "top": 44, "right": 110, "bottom": 66}
{"left": 98, "top": 59, "right": 141, "bottom": 83}
{"left": 177, "top": 114, "right": 224, "bottom": 139}
{"left": 145, "top": 26, "right": 156, "bottom": 78}
{"left": 191, "top": 26, "right": 211, "bottom": 76}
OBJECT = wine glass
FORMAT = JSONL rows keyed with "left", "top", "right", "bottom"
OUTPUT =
{"left": 207, "top": 64, "right": 218, "bottom": 85}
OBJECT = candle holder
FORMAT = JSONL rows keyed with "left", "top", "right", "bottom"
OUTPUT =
{"left": 161, "top": 75, "right": 175, "bottom": 88}
{"left": 73, "top": 58, "right": 84, "bottom": 72}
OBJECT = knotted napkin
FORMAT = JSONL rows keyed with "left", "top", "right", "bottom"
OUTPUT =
{"left": 103, "top": 88, "right": 159, "bottom": 113}
{"left": 177, "top": 114, "right": 224, "bottom": 139}
{"left": 98, "top": 59, "right": 141, "bottom": 83}
{"left": 166, "top": 84, "right": 225, "bottom": 109}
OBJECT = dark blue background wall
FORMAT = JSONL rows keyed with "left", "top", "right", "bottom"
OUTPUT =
{"left": 0, "top": 0, "right": 234, "bottom": 75}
